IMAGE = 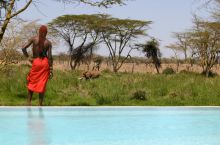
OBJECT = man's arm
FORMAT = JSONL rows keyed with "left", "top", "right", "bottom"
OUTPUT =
{"left": 22, "top": 37, "right": 33, "bottom": 58}
{"left": 48, "top": 42, "right": 53, "bottom": 70}
{"left": 47, "top": 42, "right": 53, "bottom": 79}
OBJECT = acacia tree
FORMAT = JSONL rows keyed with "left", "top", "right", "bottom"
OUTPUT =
{"left": 165, "top": 44, "right": 182, "bottom": 72}
{"left": 167, "top": 32, "right": 191, "bottom": 61}
{"left": 166, "top": 31, "right": 197, "bottom": 70}
{"left": 136, "top": 39, "right": 161, "bottom": 74}
{"left": 49, "top": 14, "right": 103, "bottom": 70}
{"left": 100, "top": 16, "right": 151, "bottom": 72}
{"left": 188, "top": 19, "right": 220, "bottom": 77}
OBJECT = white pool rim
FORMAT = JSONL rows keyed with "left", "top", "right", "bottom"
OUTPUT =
{"left": 0, "top": 106, "right": 220, "bottom": 109}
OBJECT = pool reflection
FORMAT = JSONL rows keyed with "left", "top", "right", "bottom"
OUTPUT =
{"left": 27, "top": 108, "right": 48, "bottom": 145}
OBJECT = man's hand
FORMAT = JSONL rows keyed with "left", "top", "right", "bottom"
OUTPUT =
{"left": 49, "top": 66, "right": 53, "bottom": 79}
{"left": 28, "top": 57, "right": 33, "bottom": 64}
{"left": 49, "top": 70, "right": 53, "bottom": 80}
{"left": 27, "top": 57, "right": 33, "bottom": 67}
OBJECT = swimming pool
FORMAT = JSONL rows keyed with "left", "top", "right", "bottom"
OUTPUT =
{"left": 0, "top": 107, "right": 220, "bottom": 145}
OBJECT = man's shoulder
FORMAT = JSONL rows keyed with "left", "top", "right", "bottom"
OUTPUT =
{"left": 31, "top": 36, "right": 38, "bottom": 42}
{"left": 46, "top": 39, "right": 52, "bottom": 46}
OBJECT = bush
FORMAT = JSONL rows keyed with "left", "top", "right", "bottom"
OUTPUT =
{"left": 94, "top": 56, "right": 103, "bottom": 64}
{"left": 131, "top": 90, "right": 147, "bottom": 101}
{"left": 102, "top": 68, "right": 111, "bottom": 73}
{"left": 162, "top": 68, "right": 175, "bottom": 75}
{"left": 179, "top": 70, "right": 188, "bottom": 74}
{"left": 93, "top": 92, "right": 112, "bottom": 105}
{"left": 201, "top": 71, "right": 217, "bottom": 77}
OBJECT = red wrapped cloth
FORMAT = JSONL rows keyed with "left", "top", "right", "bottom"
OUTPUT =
{"left": 27, "top": 57, "right": 50, "bottom": 93}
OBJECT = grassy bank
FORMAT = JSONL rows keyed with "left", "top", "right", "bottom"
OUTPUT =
{"left": 1, "top": 65, "right": 220, "bottom": 106}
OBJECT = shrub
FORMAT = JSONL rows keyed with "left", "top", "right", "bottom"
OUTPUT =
{"left": 162, "top": 67, "right": 175, "bottom": 75}
{"left": 179, "top": 70, "right": 188, "bottom": 74}
{"left": 95, "top": 96, "right": 112, "bottom": 105}
{"left": 201, "top": 71, "right": 217, "bottom": 77}
{"left": 92, "top": 92, "right": 112, "bottom": 105}
{"left": 131, "top": 90, "right": 147, "bottom": 101}
{"left": 102, "top": 68, "right": 111, "bottom": 73}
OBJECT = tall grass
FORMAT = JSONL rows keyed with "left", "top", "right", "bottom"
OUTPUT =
{"left": 1, "top": 65, "right": 220, "bottom": 106}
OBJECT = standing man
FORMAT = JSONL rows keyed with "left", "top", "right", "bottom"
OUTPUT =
{"left": 22, "top": 25, "right": 53, "bottom": 106}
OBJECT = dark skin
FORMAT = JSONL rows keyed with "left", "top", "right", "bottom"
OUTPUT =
{"left": 22, "top": 36, "right": 53, "bottom": 106}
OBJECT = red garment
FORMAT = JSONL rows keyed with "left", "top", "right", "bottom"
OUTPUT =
{"left": 27, "top": 57, "right": 50, "bottom": 93}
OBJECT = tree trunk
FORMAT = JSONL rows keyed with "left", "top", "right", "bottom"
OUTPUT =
{"left": 206, "top": 70, "right": 210, "bottom": 77}
{"left": 190, "top": 58, "right": 193, "bottom": 67}
{"left": 131, "top": 63, "right": 135, "bottom": 73}
{"left": 70, "top": 56, "right": 74, "bottom": 70}
{"left": 113, "top": 66, "right": 118, "bottom": 73}
{"left": 155, "top": 64, "right": 160, "bottom": 74}
{"left": 204, "top": 66, "right": 211, "bottom": 77}
{"left": 72, "top": 61, "right": 78, "bottom": 70}
{"left": 184, "top": 51, "right": 187, "bottom": 62}
{"left": 176, "top": 60, "right": 180, "bottom": 72}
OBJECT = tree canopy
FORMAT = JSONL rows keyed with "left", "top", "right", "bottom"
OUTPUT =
{"left": 136, "top": 39, "right": 161, "bottom": 74}
{"left": 99, "top": 16, "right": 151, "bottom": 72}
{"left": 54, "top": 0, "right": 127, "bottom": 7}
{"left": 49, "top": 14, "right": 104, "bottom": 70}
{"left": 49, "top": 14, "right": 151, "bottom": 71}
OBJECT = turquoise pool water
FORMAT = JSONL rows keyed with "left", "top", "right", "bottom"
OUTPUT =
{"left": 0, "top": 107, "right": 220, "bottom": 145}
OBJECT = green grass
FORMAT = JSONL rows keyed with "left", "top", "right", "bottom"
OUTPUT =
{"left": 1, "top": 65, "right": 220, "bottom": 106}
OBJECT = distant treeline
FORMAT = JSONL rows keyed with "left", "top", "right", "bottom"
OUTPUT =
{"left": 52, "top": 53, "right": 200, "bottom": 64}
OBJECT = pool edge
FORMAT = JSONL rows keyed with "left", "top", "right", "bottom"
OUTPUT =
{"left": 0, "top": 106, "right": 220, "bottom": 109}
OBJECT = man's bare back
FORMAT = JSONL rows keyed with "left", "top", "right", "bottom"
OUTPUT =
{"left": 22, "top": 36, "right": 53, "bottom": 68}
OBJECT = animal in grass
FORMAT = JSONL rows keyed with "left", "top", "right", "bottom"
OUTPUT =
{"left": 80, "top": 70, "right": 101, "bottom": 80}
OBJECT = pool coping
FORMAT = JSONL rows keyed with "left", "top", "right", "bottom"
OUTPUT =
{"left": 0, "top": 106, "right": 220, "bottom": 109}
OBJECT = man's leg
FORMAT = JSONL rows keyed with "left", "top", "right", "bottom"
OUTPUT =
{"left": 39, "top": 93, "right": 45, "bottom": 106}
{"left": 27, "top": 90, "right": 33, "bottom": 106}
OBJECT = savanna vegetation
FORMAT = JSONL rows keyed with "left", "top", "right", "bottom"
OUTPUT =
{"left": 1, "top": 65, "right": 220, "bottom": 106}
{"left": 1, "top": 0, "right": 220, "bottom": 106}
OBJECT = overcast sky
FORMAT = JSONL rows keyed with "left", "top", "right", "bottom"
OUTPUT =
{"left": 18, "top": 0, "right": 209, "bottom": 58}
